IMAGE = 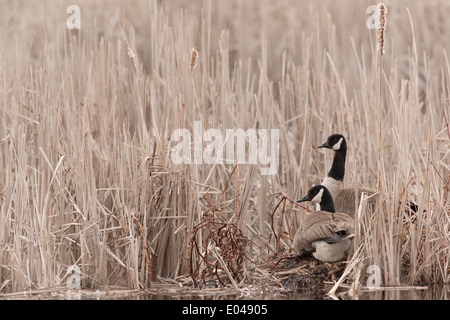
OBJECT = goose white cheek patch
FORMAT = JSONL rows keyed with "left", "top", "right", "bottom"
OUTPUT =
{"left": 311, "top": 188, "right": 324, "bottom": 204}
{"left": 333, "top": 138, "right": 343, "bottom": 151}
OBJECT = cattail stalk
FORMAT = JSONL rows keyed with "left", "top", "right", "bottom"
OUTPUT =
{"left": 377, "top": 3, "right": 387, "bottom": 193}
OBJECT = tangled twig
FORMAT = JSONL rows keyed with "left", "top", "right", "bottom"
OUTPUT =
{"left": 267, "top": 193, "right": 313, "bottom": 266}
{"left": 188, "top": 167, "right": 316, "bottom": 287}
{"left": 189, "top": 196, "right": 248, "bottom": 288}
{"left": 189, "top": 166, "right": 248, "bottom": 288}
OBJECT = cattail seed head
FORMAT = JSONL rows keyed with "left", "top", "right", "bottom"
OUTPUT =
{"left": 190, "top": 47, "right": 198, "bottom": 71}
{"left": 377, "top": 3, "right": 387, "bottom": 56}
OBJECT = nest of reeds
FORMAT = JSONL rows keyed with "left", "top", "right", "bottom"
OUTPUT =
{"left": 187, "top": 166, "right": 299, "bottom": 289}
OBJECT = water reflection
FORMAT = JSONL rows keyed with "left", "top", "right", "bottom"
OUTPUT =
{"left": 353, "top": 285, "right": 449, "bottom": 300}
{"left": 107, "top": 285, "right": 450, "bottom": 300}
{"left": 1, "top": 284, "right": 448, "bottom": 300}
{"left": 139, "top": 284, "right": 450, "bottom": 300}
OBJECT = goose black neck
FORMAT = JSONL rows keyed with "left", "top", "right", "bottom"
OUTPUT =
{"left": 320, "top": 200, "right": 336, "bottom": 213}
{"left": 327, "top": 146, "right": 346, "bottom": 182}
{"left": 320, "top": 188, "right": 336, "bottom": 213}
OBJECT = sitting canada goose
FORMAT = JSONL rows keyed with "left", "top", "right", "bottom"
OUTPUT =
{"left": 293, "top": 185, "right": 355, "bottom": 262}
{"left": 318, "top": 134, "right": 377, "bottom": 218}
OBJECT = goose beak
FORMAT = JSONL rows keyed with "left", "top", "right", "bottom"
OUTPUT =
{"left": 317, "top": 140, "right": 331, "bottom": 149}
{"left": 296, "top": 195, "right": 310, "bottom": 203}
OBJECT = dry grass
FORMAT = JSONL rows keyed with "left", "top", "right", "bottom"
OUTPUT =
{"left": 0, "top": 0, "right": 449, "bottom": 295}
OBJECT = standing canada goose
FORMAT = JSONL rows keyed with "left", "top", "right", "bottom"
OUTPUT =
{"left": 293, "top": 185, "right": 355, "bottom": 262}
{"left": 318, "top": 134, "right": 347, "bottom": 198}
{"left": 318, "top": 134, "right": 420, "bottom": 220}
{"left": 318, "top": 134, "right": 377, "bottom": 218}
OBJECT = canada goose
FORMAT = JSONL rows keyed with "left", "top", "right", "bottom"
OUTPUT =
{"left": 318, "top": 134, "right": 420, "bottom": 220}
{"left": 318, "top": 134, "right": 347, "bottom": 198}
{"left": 293, "top": 185, "right": 355, "bottom": 262}
{"left": 318, "top": 134, "right": 377, "bottom": 218}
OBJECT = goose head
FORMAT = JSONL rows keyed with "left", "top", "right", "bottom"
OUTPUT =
{"left": 297, "top": 185, "right": 336, "bottom": 213}
{"left": 318, "top": 134, "right": 347, "bottom": 152}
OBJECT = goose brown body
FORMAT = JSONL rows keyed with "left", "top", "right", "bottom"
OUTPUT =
{"left": 333, "top": 187, "right": 377, "bottom": 218}
{"left": 293, "top": 211, "right": 354, "bottom": 252}
{"left": 294, "top": 185, "right": 355, "bottom": 262}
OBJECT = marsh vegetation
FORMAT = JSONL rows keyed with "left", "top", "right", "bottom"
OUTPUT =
{"left": 0, "top": 0, "right": 448, "bottom": 298}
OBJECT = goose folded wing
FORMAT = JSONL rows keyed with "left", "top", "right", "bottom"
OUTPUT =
{"left": 300, "top": 220, "right": 347, "bottom": 250}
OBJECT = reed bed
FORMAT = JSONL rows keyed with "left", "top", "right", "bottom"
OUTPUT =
{"left": 0, "top": 0, "right": 448, "bottom": 295}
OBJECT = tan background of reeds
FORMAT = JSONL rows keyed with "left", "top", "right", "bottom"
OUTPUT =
{"left": 0, "top": 0, "right": 448, "bottom": 293}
